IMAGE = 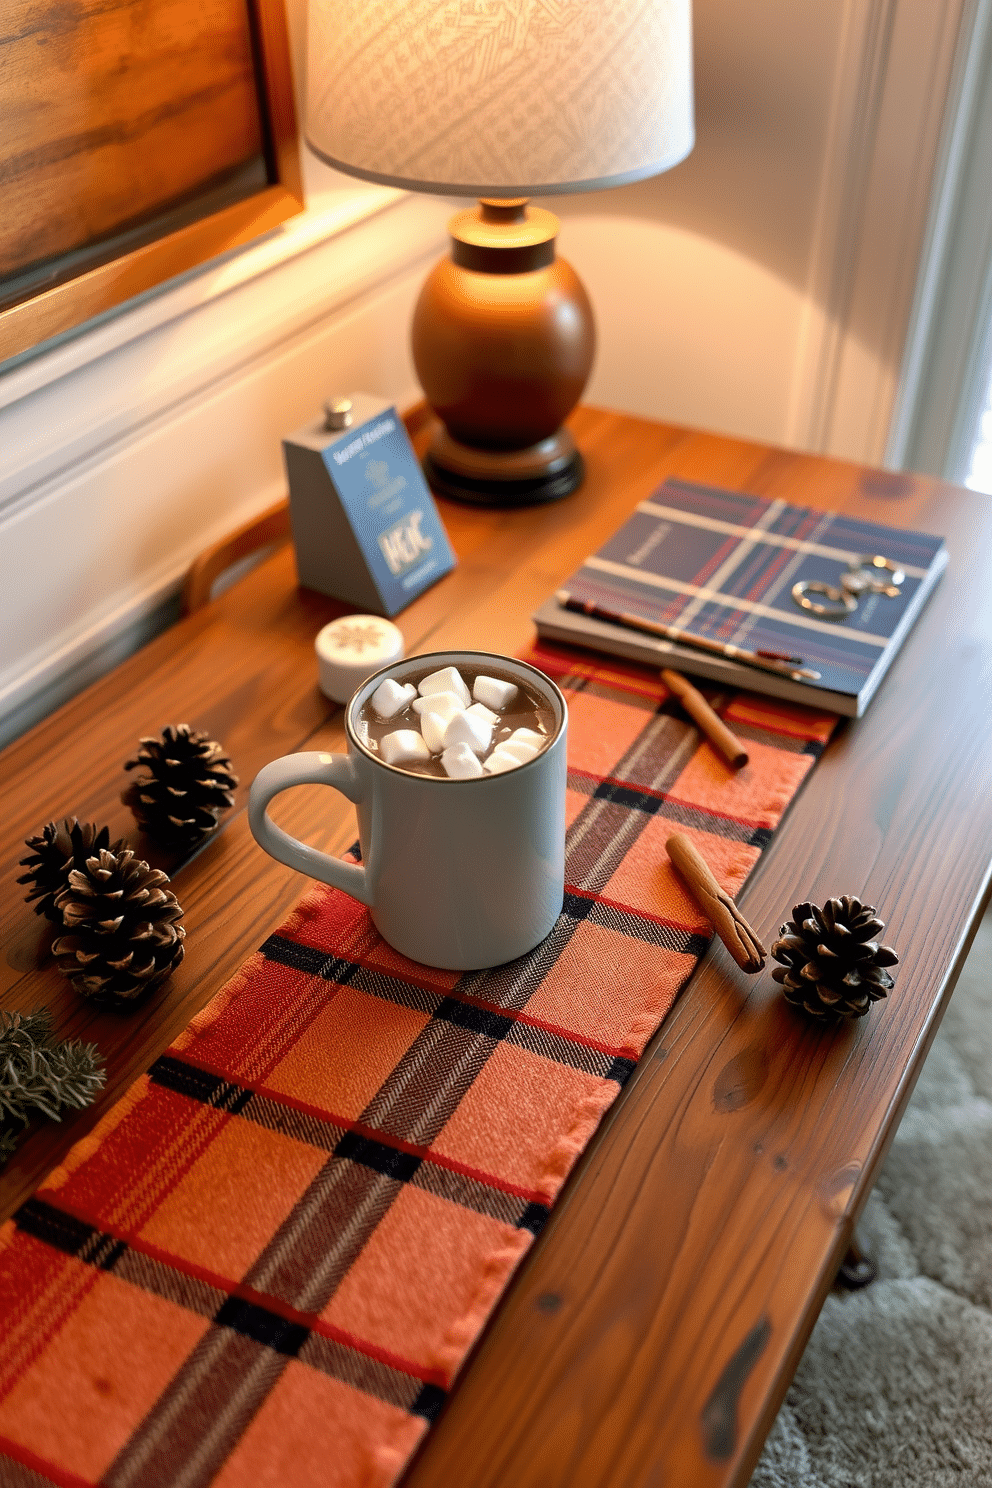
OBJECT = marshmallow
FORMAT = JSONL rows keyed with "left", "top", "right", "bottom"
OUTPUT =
{"left": 441, "top": 743, "right": 484, "bottom": 779}
{"left": 495, "top": 737, "right": 540, "bottom": 765}
{"left": 473, "top": 675, "right": 519, "bottom": 711}
{"left": 370, "top": 678, "right": 417, "bottom": 719}
{"left": 508, "top": 728, "right": 545, "bottom": 750}
{"left": 443, "top": 710, "right": 492, "bottom": 755}
{"left": 411, "top": 690, "right": 465, "bottom": 722}
{"left": 419, "top": 667, "right": 471, "bottom": 707}
{"left": 466, "top": 701, "right": 499, "bottom": 727}
{"left": 419, "top": 711, "right": 449, "bottom": 754}
{"left": 483, "top": 748, "right": 520, "bottom": 775}
{"left": 380, "top": 730, "right": 431, "bottom": 767}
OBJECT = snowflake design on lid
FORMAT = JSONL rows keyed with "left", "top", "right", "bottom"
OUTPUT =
{"left": 329, "top": 621, "right": 387, "bottom": 654}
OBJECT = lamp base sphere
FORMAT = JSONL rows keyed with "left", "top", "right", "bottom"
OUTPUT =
{"left": 412, "top": 201, "right": 595, "bottom": 507}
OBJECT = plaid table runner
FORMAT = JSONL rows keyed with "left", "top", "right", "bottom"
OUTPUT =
{"left": 0, "top": 645, "right": 837, "bottom": 1488}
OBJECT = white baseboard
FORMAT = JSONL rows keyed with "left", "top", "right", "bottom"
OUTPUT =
{"left": 0, "top": 588, "right": 183, "bottom": 753}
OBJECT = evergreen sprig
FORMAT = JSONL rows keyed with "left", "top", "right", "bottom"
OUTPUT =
{"left": 0, "top": 1008, "right": 106, "bottom": 1164}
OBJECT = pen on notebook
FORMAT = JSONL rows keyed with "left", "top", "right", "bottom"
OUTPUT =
{"left": 555, "top": 591, "right": 822, "bottom": 682}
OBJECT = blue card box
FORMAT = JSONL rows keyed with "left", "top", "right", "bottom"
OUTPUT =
{"left": 283, "top": 394, "right": 456, "bottom": 616}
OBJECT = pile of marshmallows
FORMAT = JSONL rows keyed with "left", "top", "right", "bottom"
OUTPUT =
{"left": 363, "top": 666, "right": 546, "bottom": 780}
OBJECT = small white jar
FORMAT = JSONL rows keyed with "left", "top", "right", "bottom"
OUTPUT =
{"left": 315, "top": 615, "right": 405, "bottom": 703}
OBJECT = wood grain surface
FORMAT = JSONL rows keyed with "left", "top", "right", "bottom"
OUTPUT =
{"left": 1, "top": 0, "right": 263, "bottom": 280}
{"left": 0, "top": 0, "right": 303, "bottom": 362}
{"left": 2, "top": 406, "right": 989, "bottom": 1488}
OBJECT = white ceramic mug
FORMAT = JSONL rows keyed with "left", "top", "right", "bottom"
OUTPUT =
{"left": 248, "top": 651, "right": 568, "bottom": 969}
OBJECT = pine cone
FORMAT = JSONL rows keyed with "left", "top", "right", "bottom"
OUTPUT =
{"left": 17, "top": 818, "right": 125, "bottom": 922}
{"left": 123, "top": 724, "right": 238, "bottom": 852}
{"left": 52, "top": 848, "right": 186, "bottom": 1005}
{"left": 770, "top": 896, "right": 898, "bottom": 1020}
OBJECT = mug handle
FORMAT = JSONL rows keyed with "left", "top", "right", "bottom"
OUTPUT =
{"left": 248, "top": 752, "right": 372, "bottom": 906}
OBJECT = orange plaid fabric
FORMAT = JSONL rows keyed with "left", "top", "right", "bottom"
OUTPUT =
{"left": 0, "top": 646, "right": 837, "bottom": 1488}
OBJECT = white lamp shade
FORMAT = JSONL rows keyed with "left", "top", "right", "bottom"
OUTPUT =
{"left": 306, "top": 0, "right": 694, "bottom": 197}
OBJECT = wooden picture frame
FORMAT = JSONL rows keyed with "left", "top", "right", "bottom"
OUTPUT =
{"left": 0, "top": 0, "right": 304, "bottom": 364}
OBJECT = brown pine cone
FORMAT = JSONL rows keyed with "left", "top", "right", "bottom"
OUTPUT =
{"left": 52, "top": 848, "right": 185, "bottom": 1005}
{"left": 770, "top": 896, "right": 898, "bottom": 1020}
{"left": 123, "top": 724, "right": 238, "bottom": 852}
{"left": 17, "top": 819, "right": 126, "bottom": 922}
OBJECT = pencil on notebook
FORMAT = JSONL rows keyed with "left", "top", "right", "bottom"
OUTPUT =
{"left": 555, "top": 590, "right": 822, "bottom": 682}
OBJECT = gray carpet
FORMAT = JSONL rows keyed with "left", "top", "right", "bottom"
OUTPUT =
{"left": 752, "top": 907, "right": 992, "bottom": 1487}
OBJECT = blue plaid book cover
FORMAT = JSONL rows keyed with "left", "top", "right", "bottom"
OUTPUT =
{"left": 534, "top": 478, "right": 947, "bottom": 716}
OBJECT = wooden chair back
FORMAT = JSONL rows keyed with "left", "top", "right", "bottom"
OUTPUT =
{"left": 181, "top": 499, "right": 292, "bottom": 615}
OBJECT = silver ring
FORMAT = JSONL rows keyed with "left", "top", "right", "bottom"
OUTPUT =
{"left": 842, "top": 554, "right": 905, "bottom": 598}
{"left": 792, "top": 580, "right": 858, "bottom": 619}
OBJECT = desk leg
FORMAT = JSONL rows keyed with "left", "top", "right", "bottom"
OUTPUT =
{"left": 836, "top": 1229, "right": 878, "bottom": 1289}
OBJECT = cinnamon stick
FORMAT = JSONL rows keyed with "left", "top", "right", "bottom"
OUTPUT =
{"left": 666, "top": 832, "right": 767, "bottom": 973}
{"left": 661, "top": 668, "right": 748, "bottom": 769}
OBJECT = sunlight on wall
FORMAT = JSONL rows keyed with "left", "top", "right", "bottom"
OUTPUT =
{"left": 558, "top": 215, "right": 807, "bottom": 447}
{"left": 965, "top": 371, "right": 992, "bottom": 492}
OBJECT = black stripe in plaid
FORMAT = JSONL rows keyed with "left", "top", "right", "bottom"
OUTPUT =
{"left": 260, "top": 938, "right": 640, "bottom": 1076}
{"left": 215, "top": 1296, "right": 308, "bottom": 1355}
{"left": 150, "top": 1055, "right": 551, "bottom": 1233}
{"left": 13, "top": 1198, "right": 445, "bottom": 1421}
{"left": 335, "top": 1130, "right": 421, "bottom": 1183}
{"left": 562, "top": 892, "right": 710, "bottom": 956}
{"left": 15, "top": 1198, "right": 125, "bottom": 1271}
{"left": 564, "top": 723, "right": 699, "bottom": 895}
{"left": 569, "top": 776, "right": 768, "bottom": 845}
{"left": 144, "top": 1057, "right": 253, "bottom": 1115}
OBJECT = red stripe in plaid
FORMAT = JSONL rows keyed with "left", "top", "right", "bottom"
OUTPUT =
{"left": 149, "top": 1056, "right": 557, "bottom": 1210}
{"left": 255, "top": 941, "right": 640, "bottom": 1075}
{"left": 13, "top": 1196, "right": 448, "bottom": 1394}
{"left": 0, "top": 645, "right": 838, "bottom": 1488}
{"left": 0, "top": 1433, "right": 95, "bottom": 1488}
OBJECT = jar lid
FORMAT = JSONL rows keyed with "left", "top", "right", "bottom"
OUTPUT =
{"left": 315, "top": 615, "right": 405, "bottom": 703}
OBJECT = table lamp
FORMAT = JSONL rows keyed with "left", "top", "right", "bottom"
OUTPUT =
{"left": 306, "top": 2, "right": 694, "bottom": 506}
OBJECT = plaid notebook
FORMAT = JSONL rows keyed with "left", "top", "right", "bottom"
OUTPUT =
{"left": 537, "top": 477, "right": 947, "bottom": 715}
{"left": 0, "top": 646, "right": 837, "bottom": 1488}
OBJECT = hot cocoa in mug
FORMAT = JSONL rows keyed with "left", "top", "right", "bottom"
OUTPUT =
{"left": 249, "top": 652, "right": 568, "bottom": 969}
{"left": 355, "top": 659, "right": 557, "bottom": 778}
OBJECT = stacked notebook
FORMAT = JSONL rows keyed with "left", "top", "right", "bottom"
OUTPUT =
{"left": 533, "top": 477, "right": 947, "bottom": 716}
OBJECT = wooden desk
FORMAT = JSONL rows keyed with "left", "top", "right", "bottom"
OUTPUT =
{"left": 2, "top": 407, "right": 991, "bottom": 1487}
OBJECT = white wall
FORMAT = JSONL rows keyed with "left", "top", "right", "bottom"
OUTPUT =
{"left": 0, "top": 0, "right": 970, "bottom": 746}
{"left": 0, "top": 188, "right": 452, "bottom": 745}
{"left": 550, "top": 0, "right": 969, "bottom": 456}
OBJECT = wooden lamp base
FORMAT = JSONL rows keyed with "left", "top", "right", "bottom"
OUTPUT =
{"left": 411, "top": 199, "right": 595, "bottom": 507}
{"left": 422, "top": 426, "right": 585, "bottom": 507}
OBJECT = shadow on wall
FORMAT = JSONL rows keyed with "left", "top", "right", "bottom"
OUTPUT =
{"left": 545, "top": 216, "right": 809, "bottom": 446}
{"left": 550, "top": 0, "right": 850, "bottom": 293}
